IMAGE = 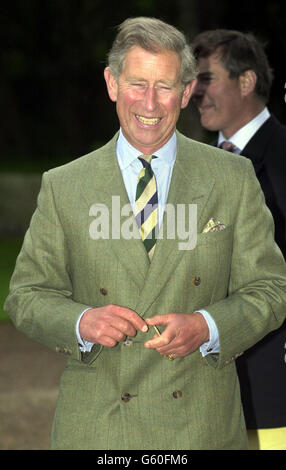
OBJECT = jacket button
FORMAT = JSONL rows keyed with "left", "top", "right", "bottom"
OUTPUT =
{"left": 100, "top": 287, "right": 108, "bottom": 295}
{"left": 63, "top": 348, "right": 72, "bottom": 355}
{"left": 172, "top": 390, "right": 183, "bottom": 399}
{"left": 123, "top": 338, "right": 133, "bottom": 347}
{"left": 192, "top": 277, "right": 201, "bottom": 286}
{"left": 121, "top": 392, "right": 132, "bottom": 403}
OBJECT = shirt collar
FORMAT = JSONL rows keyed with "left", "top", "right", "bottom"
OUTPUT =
{"left": 116, "top": 128, "right": 177, "bottom": 170}
{"left": 218, "top": 107, "right": 270, "bottom": 152}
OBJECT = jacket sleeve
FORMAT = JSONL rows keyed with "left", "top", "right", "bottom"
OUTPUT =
{"left": 4, "top": 171, "right": 102, "bottom": 362}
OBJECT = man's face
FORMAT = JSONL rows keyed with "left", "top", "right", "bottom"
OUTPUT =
{"left": 104, "top": 46, "right": 194, "bottom": 154}
{"left": 192, "top": 52, "right": 245, "bottom": 138}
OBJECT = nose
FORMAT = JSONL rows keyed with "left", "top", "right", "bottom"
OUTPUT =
{"left": 144, "top": 87, "right": 157, "bottom": 112}
{"left": 192, "top": 80, "right": 205, "bottom": 101}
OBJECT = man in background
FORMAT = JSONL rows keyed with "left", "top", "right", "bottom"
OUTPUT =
{"left": 192, "top": 29, "right": 286, "bottom": 450}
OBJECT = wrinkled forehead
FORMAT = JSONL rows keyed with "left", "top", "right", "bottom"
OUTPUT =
{"left": 121, "top": 46, "right": 183, "bottom": 81}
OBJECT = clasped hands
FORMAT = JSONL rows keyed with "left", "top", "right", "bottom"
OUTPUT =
{"left": 79, "top": 305, "right": 209, "bottom": 359}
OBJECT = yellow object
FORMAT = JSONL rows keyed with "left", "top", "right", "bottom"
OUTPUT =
{"left": 152, "top": 325, "right": 174, "bottom": 360}
{"left": 248, "top": 427, "right": 286, "bottom": 450}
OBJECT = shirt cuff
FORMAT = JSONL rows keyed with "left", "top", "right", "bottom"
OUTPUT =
{"left": 76, "top": 308, "right": 95, "bottom": 352}
{"left": 197, "top": 309, "right": 220, "bottom": 357}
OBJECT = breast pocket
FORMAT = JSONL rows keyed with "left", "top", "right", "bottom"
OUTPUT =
{"left": 196, "top": 224, "right": 233, "bottom": 247}
{"left": 190, "top": 225, "right": 234, "bottom": 306}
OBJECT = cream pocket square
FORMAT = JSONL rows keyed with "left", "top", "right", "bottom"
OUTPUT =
{"left": 202, "top": 218, "right": 226, "bottom": 233}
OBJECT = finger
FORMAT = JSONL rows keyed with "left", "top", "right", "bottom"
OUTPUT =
{"left": 155, "top": 333, "right": 182, "bottom": 353}
{"left": 157, "top": 344, "right": 184, "bottom": 356}
{"left": 157, "top": 334, "right": 203, "bottom": 358}
{"left": 98, "top": 335, "right": 119, "bottom": 348}
{"left": 114, "top": 305, "right": 148, "bottom": 333}
{"left": 145, "top": 314, "right": 173, "bottom": 327}
{"left": 108, "top": 315, "right": 138, "bottom": 338}
{"left": 93, "top": 324, "right": 127, "bottom": 346}
{"left": 144, "top": 328, "right": 173, "bottom": 349}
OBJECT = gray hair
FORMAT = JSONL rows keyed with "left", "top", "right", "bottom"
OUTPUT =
{"left": 107, "top": 17, "right": 197, "bottom": 87}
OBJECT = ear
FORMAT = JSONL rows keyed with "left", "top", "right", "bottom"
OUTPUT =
{"left": 239, "top": 70, "right": 257, "bottom": 97}
{"left": 104, "top": 67, "right": 118, "bottom": 102}
{"left": 181, "top": 80, "right": 197, "bottom": 109}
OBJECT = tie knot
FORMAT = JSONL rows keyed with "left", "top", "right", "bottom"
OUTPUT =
{"left": 220, "top": 141, "right": 235, "bottom": 153}
{"left": 140, "top": 154, "right": 153, "bottom": 163}
{"left": 138, "top": 154, "right": 156, "bottom": 168}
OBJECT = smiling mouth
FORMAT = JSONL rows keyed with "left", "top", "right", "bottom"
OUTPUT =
{"left": 199, "top": 104, "right": 214, "bottom": 113}
{"left": 135, "top": 115, "right": 162, "bottom": 126}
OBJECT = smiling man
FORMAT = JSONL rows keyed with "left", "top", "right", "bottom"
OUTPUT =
{"left": 192, "top": 53, "right": 264, "bottom": 138}
{"left": 4, "top": 18, "right": 286, "bottom": 450}
{"left": 104, "top": 46, "right": 193, "bottom": 154}
{"left": 192, "top": 29, "right": 286, "bottom": 450}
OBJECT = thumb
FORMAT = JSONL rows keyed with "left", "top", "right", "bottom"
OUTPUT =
{"left": 144, "top": 315, "right": 174, "bottom": 348}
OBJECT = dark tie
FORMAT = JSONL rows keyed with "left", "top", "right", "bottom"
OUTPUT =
{"left": 219, "top": 141, "right": 236, "bottom": 153}
{"left": 134, "top": 155, "right": 158, "bottom": 260}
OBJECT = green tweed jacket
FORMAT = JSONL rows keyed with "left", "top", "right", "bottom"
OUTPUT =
{"left": 5, "top": 131, "right": 286, "bottom": 450}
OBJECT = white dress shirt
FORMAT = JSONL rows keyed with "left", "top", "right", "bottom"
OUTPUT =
{"left": 77, "top": 129, "right": 219, "bottom": 356}
{"left": 218, "top": 107, "right": 270, "bottom": 154}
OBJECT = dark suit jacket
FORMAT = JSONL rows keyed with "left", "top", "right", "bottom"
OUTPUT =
{"left": 215, "top": 114, "right": 286, "bottom": 429}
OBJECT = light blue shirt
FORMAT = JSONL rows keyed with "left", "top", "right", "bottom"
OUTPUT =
{"left": 117, "top": 129, "right": 176, "bottom": 230}
{"left": 77, "top": 129, "right": 219, "bottom": 356}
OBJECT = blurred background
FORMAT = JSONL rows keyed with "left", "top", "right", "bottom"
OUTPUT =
{"left": 0, "top": 0, "right": 285, "bottom": 449}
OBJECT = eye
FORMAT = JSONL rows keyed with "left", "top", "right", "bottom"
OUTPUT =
{"left": 155, "top": 84, "right": 173, "bottom": 93}
{"left": 198, "top": 75, "right": 213, "bottom": 85}
{"left": 131, "top": 82, "right": 146, "bottom": 88}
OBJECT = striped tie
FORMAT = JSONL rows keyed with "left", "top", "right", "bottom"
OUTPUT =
{"left": 135, "top": 155, "right": 158, "bottom": 260}
{"left": 219, "top": 141, "right": 236, "bottom": 153}
{"left": 135, "top": 155, "right": 174, "bottom": 360}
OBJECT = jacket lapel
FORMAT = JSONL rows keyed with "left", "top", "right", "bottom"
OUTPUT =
{"left": 80, "top": 134, "right": 150, "bottom": 288}
{"left": 241, "top": 115, "right": 275, "bottom": 173}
